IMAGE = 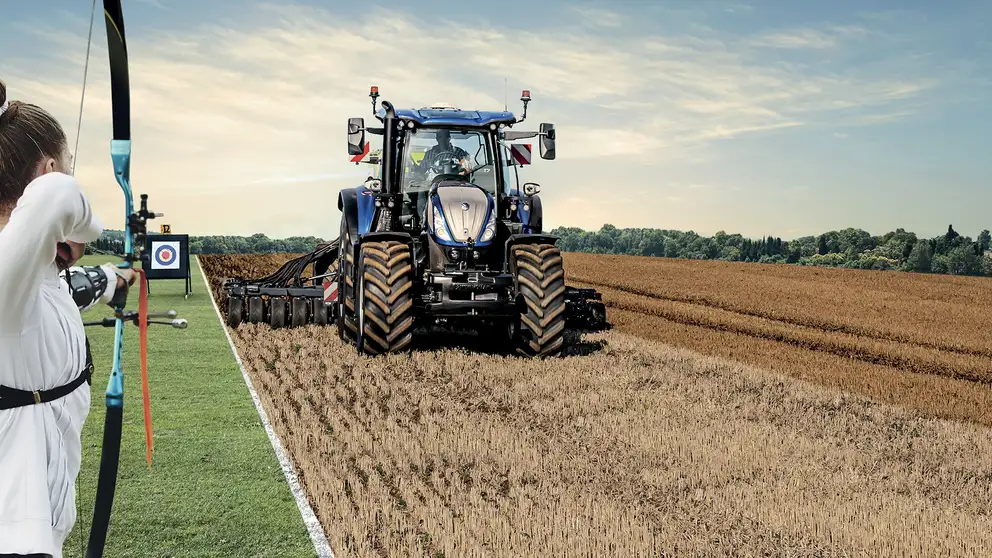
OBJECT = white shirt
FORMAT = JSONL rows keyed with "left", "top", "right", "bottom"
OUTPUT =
{"left": 0, "top": 172, "right": 116, "bottom": 557}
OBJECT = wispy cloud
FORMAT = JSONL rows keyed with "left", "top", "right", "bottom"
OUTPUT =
{"left": 572, "top": 6, "right": 625, "bottom": 28}
{"left": 748, "top": 25, "right": 870, "bottom": 49}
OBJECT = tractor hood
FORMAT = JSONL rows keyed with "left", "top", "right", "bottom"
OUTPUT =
{"left": 430, "top": 184, "right": 496, "bottom": 246}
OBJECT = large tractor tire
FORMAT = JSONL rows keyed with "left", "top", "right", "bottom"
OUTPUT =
{"left": 511, "top": 243, "right": 567, "bottom": 357}
{"left": 336, "top": 220, "right": 358, "bottom": 341}
{"left": 355, "top": 240, "right": 415, "bottom": 355}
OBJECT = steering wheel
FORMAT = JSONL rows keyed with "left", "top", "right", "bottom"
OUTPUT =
{"left": 428, "top": 151, "right": 464, "bottom": 171}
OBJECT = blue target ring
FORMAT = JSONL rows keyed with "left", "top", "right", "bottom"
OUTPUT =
{"left": 154, "top": 244, "right": 176, "bottom": 266}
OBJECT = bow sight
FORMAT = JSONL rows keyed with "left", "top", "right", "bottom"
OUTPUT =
{"left": 126, "top": 194, "right": 161, "bottom": 265}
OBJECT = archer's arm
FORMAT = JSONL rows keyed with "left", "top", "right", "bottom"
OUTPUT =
{"left": 0, "top": 172, "right": 104, "bottom": 333}
{"left": 65, "top": 264, "right": 122, "bottom": 312}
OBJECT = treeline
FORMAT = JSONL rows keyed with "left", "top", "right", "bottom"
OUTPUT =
{"left": 90, "top": 225, "right": 992, "bottom": 277}
{"left": 89, "top": 231, "right": 327, "bottom": 255}
{"left": 550, "top": 224, "right": 992, "bottom": 276}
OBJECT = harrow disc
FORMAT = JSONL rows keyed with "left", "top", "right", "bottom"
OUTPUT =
{"left": 269, "top": 297, "right": 287, "bottom": 328}
{"left": 227, "top": 296, "right": 243, "bottom": 328}
{"left": 314, "top": 301, "right": 329, "bottom": 325}
{"left": 247, "top": 296, "right": 265, "bottom": 323}
{"left": 291, "top": 297, "right": 308, "bottom": 327}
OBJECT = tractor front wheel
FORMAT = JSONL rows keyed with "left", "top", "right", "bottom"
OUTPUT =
{"left": 511, "top": 243, "right": 566, "bottom": 357}
{"left": 355, "top": 240, "right": 414, "bottom": 355}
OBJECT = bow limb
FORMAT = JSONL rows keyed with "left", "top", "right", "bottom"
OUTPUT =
{"left": 85, "top": 1, "right": 130, "bottom": 556}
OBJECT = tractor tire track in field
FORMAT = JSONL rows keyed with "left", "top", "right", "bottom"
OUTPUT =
{"left": 572, "top": 278, "right": 992, "bottom": 384}
{"left": 572, "top": 275, "right": 992, "bottom": 360}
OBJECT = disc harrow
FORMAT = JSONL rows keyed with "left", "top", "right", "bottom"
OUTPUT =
{"left": 222, "top": 240, "right": 340, "bottom": 328}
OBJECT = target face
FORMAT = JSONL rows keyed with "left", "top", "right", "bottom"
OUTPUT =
{"left": 151, "top": 240, "right": 181, "bottom": 270}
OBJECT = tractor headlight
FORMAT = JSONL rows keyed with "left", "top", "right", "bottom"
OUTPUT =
{"left": 366, "top": 179, "right": 382, "bottom": 192}
{"left": 523, "top": 183, "right": 540, "bottom": 196}
{"left": 433, "top": 206, "right": 452, "bottom": 241}
{"left": 479, "top": 217, "right": 496, "bottom": 242}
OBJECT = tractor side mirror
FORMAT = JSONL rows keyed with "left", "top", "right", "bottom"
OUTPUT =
{"left": 522, "top": 182, "right": 541, "bottom": 196}
{"left": 347, "top": 117, "right": 366, "bottom": 156}
{"left": 539, "top": 123, "right": 555, "bottom": 160}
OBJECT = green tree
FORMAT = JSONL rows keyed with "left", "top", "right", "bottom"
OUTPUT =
{"left": 978, "top": 229, "right": 991, "bottom": 253}
{"left": 904, "top": 240, "right": 933, "bottom": 273}
{"left": 817, "top": 235, "right": 828, "bottom": 255}
{"left": 947, "top": 244, "right": 981, "bottom": 275}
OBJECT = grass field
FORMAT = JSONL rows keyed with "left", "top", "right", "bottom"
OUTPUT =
{"left": 62, "top": 255, "right": 315, "bottom": 557}
{"left": 199, "top": 252, "right": 992, "bottom": 556}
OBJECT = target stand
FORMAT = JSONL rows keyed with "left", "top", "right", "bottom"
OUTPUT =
{"left": 143, "top": 234, "right": 192, "bottom": 299}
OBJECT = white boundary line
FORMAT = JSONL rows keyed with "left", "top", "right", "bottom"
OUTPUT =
{"left": 196, "top": 256, "right": 334, "bottom": 558}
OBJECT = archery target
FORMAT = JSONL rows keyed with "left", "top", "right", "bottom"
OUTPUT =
{"left": 151, "top": 240, "right": 181, "bottom": 270}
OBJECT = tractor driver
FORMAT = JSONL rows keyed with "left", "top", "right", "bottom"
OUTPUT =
{"left": 419, "top": 129, "right": 470, "bottom": 173}
{"left": 409, "top": 129, "right": 473, "bottom": 227}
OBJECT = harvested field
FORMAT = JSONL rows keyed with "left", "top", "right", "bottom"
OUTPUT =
{"left": 200, "top": 253, "right": 992, "bottom": 556}
{"left": 565, "top": 253, "right": 992, "bottom": 427}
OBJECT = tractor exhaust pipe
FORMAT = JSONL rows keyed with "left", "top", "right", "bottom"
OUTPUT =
{"left": 377, "top": 100, "right": 399, "bottom": 232}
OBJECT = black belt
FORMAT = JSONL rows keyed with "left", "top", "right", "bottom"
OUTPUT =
{"left": 0, "top": 339, "right": 94, "bottom": 411}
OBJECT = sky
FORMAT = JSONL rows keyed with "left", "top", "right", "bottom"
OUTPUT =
{"left": 2, "top": 0, "right": 990, "bottom": 240}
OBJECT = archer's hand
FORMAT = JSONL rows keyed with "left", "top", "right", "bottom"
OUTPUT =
{"left": 114, "top": 267, "right": 137, "bottom": 291}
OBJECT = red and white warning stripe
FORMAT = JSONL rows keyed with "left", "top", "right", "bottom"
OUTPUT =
{"left": 509, "top": 143, "right": 532, "bottom": 166}
{"left": 323, "top": 280, "right": 338, "bottom": 302}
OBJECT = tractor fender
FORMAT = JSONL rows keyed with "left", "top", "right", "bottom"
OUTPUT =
{"left": 338, "top": 188, "right": 361, "bottom": 239}
{"left": 338, "top": 186, "right": 376, "bottom": 236}
{"left": 509, "top": 189, "right": 543, "bottom": 234}
{"left": 526, "top": 194, "right": 543, "bottom": 233}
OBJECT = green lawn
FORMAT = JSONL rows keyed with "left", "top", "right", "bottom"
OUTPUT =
{"left": 62, "top": 255, "right": 317, "bottom": 557}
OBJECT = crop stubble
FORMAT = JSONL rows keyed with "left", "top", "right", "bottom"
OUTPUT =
{"left": 566, "top": 253, "right": 992, "bottom": 427}
{"left": 200, "top": 253, "right": 992, "bottom": 556}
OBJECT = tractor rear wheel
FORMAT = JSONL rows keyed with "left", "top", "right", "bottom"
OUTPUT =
{"left": 248, "top": 296, "right": 264, "bottom": 324}
{"left": 227, "top": 296, "right": 243, "bottom": 328}
{"left": 511, "top": 243, "right": 566, "bottom": 357}
{"left": 355, "top": 240, "right": 414, "bottom": 354}
{"left": 269, "top": 297, "right": 287, "bottom": 328}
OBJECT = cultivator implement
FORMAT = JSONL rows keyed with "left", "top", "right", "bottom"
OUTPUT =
{"left": 222, "top": 240, "right": 340, "bottom": 328}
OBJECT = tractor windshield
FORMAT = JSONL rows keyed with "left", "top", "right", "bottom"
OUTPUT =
{"left": 400, "top": 128, "right": 497, "bottom": 194}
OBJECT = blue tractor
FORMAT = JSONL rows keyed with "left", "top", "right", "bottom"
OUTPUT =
{"left": 222, "top": 87, "right": 607, "bottom": 356}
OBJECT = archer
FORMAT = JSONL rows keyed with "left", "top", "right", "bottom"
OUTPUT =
{"left": 0, "top": 79, "right": 136, "bottom": 558}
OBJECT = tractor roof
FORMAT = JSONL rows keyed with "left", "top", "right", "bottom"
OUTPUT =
{"left": 378, "top": 106, "right": 518, "bottom": 128}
